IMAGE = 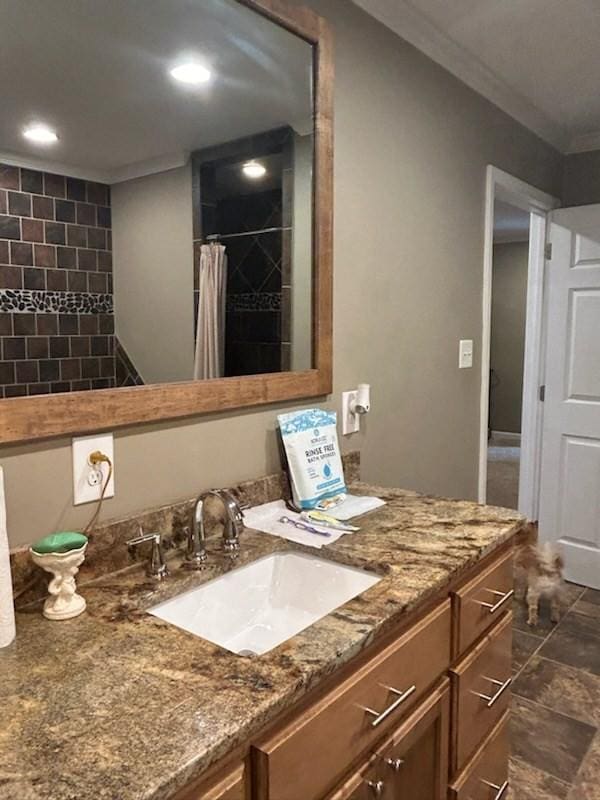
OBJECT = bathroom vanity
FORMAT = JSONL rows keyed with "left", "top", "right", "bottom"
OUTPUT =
{"left": 3, "top": 479, "right": 521, "bottom": 800}
{"left": 174, "top": 540, "right": 514, "bottom": 800}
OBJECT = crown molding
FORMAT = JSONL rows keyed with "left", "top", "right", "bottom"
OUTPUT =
{"left": 567, "top": 131, "right": 600, "bottom": 154}
{"left": 0, "top": 151, "right": 110, "bottom": 184}
{"left": 352, "top": 0, "right": 569, "bottom": 153}
{"left": 0, "top": 151, "right": 190, "bottom": 186}
{"left": 108, "top": 152, "right": 189, "bottom": 184}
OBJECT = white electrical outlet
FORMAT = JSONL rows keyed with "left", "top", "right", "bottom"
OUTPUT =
{"left": 342, "top": 390, "right": 360, "bottom": 435}
{"left": 72, "top": 433, "right": 115, "bottom": 506}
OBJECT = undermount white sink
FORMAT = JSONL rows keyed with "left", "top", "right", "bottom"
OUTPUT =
{"left": 148, "top": 552, "right": 381, "bottom": 655}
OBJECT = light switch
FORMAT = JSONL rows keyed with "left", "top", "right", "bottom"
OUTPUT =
{"left": 459, "top": 339, "right": 473, "bottom": 369}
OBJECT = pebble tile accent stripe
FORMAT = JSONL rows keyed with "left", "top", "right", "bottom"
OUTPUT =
{"left": 0, "top": 288, "right": 113, "bottom": 315}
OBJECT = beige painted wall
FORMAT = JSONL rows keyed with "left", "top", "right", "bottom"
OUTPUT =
{"left": 563, "top": 149, "right": 600, "bottom": 206}
{"left": 112, "top": 163, "right": 195, "bottom": 384}
{"left": 490, "top": 242, "right": 529, "bottom": 433}
{"left": 2, "top": 0, "right": 563, "bottom": 548}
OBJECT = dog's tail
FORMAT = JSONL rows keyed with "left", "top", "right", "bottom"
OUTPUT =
{"left": 539, "top": 542, "right": 567, "bottom": 605}
{"left": 539, "top": 541, "right": 565, "bottom": 571}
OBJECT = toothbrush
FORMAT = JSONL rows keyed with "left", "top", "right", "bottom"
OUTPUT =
{"left": 278, "top": 516, "right": 332, "bottom": 538}
{"left": 301, "top": 510, "right": 359, "bottom": 532}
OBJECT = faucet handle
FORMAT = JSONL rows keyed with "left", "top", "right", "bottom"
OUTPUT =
{"left": 183, "top": 519, "right": 207, "bottom": 570}
{"left": 218, "top": 490, "right": 245, "bottom": 552}
{"left": 127, "top": 528, "right": 169, "bottom": 580}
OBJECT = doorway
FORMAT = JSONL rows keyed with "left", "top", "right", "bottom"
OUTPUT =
{"left": 486, "top": 200, "right": 531, "bottom": 508}
{"left": 478, "top": 167, "right": 559, "bottom": 517}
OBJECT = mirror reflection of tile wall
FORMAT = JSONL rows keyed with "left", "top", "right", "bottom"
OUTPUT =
{"left": 0, "top": 0, "right": 314, "bottom": 394}
{"left": 0, "top": 164, "right": 115, "bottom": 397}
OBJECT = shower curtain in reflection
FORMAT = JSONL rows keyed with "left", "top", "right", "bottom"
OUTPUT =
{"left": 194, "top": 243, "right": 228, "bottom": 379}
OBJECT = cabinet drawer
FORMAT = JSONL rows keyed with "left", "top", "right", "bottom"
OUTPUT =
{"left": 450, "top": 712, "right": 510, "bottom": 800}
{"left": 451, "top": 613, "right": 512, "bottom": 773}
{"left": 253, "top": 601, "right": 451, "bottom": 800}
{"left": 452, "top": 550, "right": 514, "bottom": 657}
{"left": 326, "top": 680, "right": 450, "bottom": 800}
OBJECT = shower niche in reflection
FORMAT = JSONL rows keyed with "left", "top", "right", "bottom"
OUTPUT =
{"left": 193, "top": 126, "right": 313, "bottom": 377}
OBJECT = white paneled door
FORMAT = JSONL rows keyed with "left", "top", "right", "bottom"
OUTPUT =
{"left": 538, "top": 205, "right": 600, "bottom": 589}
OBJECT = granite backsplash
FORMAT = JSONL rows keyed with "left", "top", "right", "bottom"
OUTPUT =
{"left": 10, "top": 450, "right": 361, "bottom": 605}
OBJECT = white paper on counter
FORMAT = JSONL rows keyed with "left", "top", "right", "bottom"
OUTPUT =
{"left": 0, "top": 466, "right": 16, "bottom": 648}
{"left": 243, "top": 500, "right": 347, "bottom": 549}
{"left": 327, "top": 494, "right": 386, "bottom": 520}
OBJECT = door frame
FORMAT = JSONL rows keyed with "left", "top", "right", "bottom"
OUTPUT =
{"left": 478, "top": 166, "right": 559, "bottom": 517}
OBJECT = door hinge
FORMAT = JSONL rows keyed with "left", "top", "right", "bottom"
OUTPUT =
{"left": 545, "top": 242, "right": 553, "bottom": 260}
{"left": 539, "top": 385, "right": 546, "bottom": 402}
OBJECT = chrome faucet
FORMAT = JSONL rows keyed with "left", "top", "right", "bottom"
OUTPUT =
{"left": 184, "top": 489, "right": 245, "bottom": 568}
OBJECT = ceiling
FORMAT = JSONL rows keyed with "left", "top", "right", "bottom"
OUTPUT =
{"left": 353, "top": 0, "right": 600, "bottom": 153}
{"left": 0, "top": 0, "right": 313, "bottom": 183}
{"left": 493, "top": 199, "right": 530, "bottom": 244}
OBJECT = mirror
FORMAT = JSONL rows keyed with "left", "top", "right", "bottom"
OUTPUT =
{"left": 0, "top": 0, "right": 316, "bottom": 398}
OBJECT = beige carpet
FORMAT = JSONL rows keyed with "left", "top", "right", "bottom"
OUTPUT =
{"left": 487, "top": 433, "right": 520, "bottom": 510}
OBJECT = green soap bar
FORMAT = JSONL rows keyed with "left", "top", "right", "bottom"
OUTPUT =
{"left": 31, "top": 531, "right": 88, "bottom": 554}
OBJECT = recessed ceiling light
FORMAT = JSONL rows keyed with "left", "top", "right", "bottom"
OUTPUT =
{"left": 170, "top": 62, "right": 211, "bottom": 85}
{"left": 242, "top": 160, "right": 266, "bottom": 179}
{"left": 23, "top": 124, "right": 58, "bottom": 144}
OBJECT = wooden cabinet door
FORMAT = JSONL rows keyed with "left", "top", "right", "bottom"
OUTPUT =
{"left": 171, "top": 763, "right": 246, "bottom": 800}
{"left": 387, "top": 716, "right": 442, "bottom": 800}
{"left": 253, "top": 603, "right": 451, "bottom": 800}
{"left": 327, "top": 680, "right": 450, "bottom": 800}
{"left": 380, "top": 681, "right": 449, "bottom": 800}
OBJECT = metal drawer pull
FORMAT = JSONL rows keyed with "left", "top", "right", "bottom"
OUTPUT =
{"left": 365, "top": 780, "right": 385, "bottom": 797}
{"left": 384, "top": 757, "right": 404, "bottom": 772}
{"left": 472, "top": 676, "right": 512, "bottom": 708}
{"left": 361, "top": 684, "right": 417, "bottom": 727}
{"left": 475, "top": 588, "right": 514, "bottom": 614}
{"left": 481, "top": 779, "right": 509, "bottom": 799}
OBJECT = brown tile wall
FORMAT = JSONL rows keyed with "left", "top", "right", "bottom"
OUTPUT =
{"left": 0, "top": 163, "right": 114, "bottom": 396}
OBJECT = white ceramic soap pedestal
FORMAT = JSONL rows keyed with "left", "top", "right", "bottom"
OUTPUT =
{"left": 30, "top": 544, "right": 87, "bottom": 620}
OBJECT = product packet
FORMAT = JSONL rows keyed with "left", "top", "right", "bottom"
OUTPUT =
{"left": 278, "top": 408, "right": 346, "bottom": 510}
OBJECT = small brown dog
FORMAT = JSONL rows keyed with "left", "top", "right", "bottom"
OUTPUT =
{"left": 514, "top": 524, "right": 565, "bottom": 626}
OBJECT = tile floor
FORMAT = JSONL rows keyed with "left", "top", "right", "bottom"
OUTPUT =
{"left": 509, "top": 583, "right": 600, "bottom": 799}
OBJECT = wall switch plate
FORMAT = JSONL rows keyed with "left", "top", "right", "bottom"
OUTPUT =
{"left": 459, "top": 339, "right": 474, "bottom": 369}
{"left": 342, "top": 390, "right": 360, "bottom": 435}
{"left": 72, "top": 433, "right": 115, "bottom": 506}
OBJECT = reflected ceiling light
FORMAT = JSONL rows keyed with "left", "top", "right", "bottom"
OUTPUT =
{"left": 242, "top": 160, "right": 266, "bottom": 179}
{"left": 23, "top": 124, "right": 58, "bottom": 144}
{"left": 170, "top": 61, "right": 211, "bottom": 85}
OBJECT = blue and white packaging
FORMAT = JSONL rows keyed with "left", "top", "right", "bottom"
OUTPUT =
{"left": 278, "top": 408, "right": 346, "bottom": 510}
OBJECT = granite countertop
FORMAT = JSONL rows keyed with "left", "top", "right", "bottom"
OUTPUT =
{"left": 0, "top": 484, "right": 523, "bottom": 800}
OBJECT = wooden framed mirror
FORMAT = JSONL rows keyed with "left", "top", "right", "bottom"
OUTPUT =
{"left": 0, "top": 0, "right": 332, "bottom": 443}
